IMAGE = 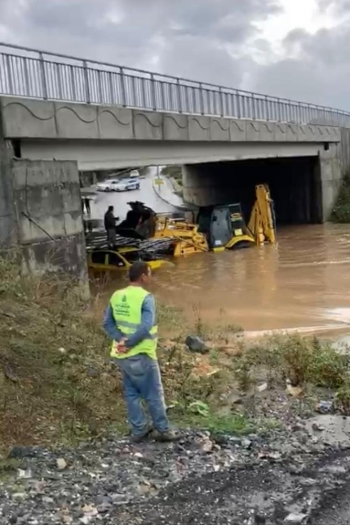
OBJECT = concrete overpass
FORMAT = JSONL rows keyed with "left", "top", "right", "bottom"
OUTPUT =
{"left": 0, "top": 96, "right": 341, "bottom": 168}
{"left": 0, "top": 96, "right": 344, "bottom": 217}
{"left": 0, "top": 42, "right": 349, "bottom": 280}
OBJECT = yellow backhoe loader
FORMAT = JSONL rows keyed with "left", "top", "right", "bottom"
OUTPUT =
{"left": 152, "top": 183, "right": 276, "bottom": 256}
{"left": 105, "top": 184, "right": 276, "bottom": 259}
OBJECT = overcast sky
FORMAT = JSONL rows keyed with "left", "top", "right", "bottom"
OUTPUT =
{"left": 0, "top": 0, "right": 349, "bottom": 110}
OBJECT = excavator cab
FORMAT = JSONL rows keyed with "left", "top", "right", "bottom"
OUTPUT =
{"left": 197, "top": 204, "right": 255, "bottom": 251}
{"left": 116, "top": 201, "right": 157, "bottom": 240}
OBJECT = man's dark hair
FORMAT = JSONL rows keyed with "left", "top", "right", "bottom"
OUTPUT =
{"left": 128, "top": 261, "right": 150, "bottom": 282}
{"left": 108, "top": 205, "right": 114, "bottom": 212}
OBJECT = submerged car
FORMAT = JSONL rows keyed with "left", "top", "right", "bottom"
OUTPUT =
{"left": 87, "top": 246, "right": 169, "bottom": 271}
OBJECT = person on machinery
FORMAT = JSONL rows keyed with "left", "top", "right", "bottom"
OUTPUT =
{"left": 104, "top": 206, "right": 118, "bottom": 248}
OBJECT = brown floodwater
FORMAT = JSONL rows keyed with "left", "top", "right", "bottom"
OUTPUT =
{"left": 101, "top": 224, "right": 350, "bottom": 335}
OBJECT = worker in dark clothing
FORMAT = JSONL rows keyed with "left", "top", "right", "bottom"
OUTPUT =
{"left": 104, "top": 206, "right": 118, "bottom": 248}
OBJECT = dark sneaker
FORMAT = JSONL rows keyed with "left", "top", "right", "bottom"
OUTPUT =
{"left": 154, "top": 429, "right": 181, "bottom": 442}
{"left": 130, "top": 427, "right": 153, "bottom": 443}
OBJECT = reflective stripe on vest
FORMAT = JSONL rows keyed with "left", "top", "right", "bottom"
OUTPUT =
{"left": 109, "top": 285, "right": 158, "bottom": 360}
{"left": 116, "top": 319, "right": 157, "bottom": 338}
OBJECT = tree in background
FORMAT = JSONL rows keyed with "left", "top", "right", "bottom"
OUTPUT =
{"left": 161, "top": 165, "right": 182, "bottom": 186}
{"left": 331, "top": 171, "right": 350, "bottom": 223}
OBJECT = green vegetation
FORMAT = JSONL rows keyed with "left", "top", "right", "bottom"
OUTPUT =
{"left": 0, "top": 458, "right": 21, "bottom": 475}
{"left": 232, "top": 334, "right": 350, "bottom": 414}
{"left": 330, "top": 171, "right": 350, "bottom": 223}
{"left": 233, "top": 334, "right": 347, "bottom": 389}
{"left": 161, "top": 165, "right": 183, "bottom": 196}
{"left": 0, "top": 458, "right": 22, "bottom": 482}
{"left": 161, "top": 165, "right": 182, "bottom": 182}
{"left": 166, "top": 399, "right": 254, "bottom": 434}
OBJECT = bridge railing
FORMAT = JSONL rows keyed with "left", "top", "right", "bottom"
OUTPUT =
{"left": 1, "top": 42, "right": 350, "bottom": 127}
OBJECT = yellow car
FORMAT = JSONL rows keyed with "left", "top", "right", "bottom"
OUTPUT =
{"left": 87, "top": 247, "right": 169, "bottom": 272}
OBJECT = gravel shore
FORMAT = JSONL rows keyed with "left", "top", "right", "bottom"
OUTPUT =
{"left": 2, "top": 418, "right": 350, "bottom": 525}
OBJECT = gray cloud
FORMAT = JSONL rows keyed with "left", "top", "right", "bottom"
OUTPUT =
{"left": 1, "top": 0, "right": 350, "bottom": 110}
{"left": 0, "top": 0, "right": 279, "bottom": 81}
{"left": 251, "top": 21, "right": 350, "bottom": 109}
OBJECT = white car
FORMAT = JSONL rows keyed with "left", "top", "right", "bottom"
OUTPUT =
{"left": 129, "top": 170, "right": 140, "bottom": 178}
{"left": 114, "top": 178, "right": 140, "bottom": 192}
{"left": 96, "top": 179, "right": 120, "bottom": 192}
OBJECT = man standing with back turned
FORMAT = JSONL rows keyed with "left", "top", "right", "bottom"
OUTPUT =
{"left": 103, "top": 262, "right": 179, "bottom": 442}
{"left": 104, "top": 206, "right": 117, "bottom": 248}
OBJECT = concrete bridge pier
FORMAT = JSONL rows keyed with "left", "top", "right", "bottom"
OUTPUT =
{"left": 318, "top": 143, "right": 343, "bottom": 221}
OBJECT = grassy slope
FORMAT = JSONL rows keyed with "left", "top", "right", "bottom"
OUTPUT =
{"left": 0, "top": 260, "right": 241, "bottom": 449}
{"left": 0, "top": 260, "right": 124, "bottom": 448}
{"left": 2, "top": 259, "right": 350, "bottom": 453}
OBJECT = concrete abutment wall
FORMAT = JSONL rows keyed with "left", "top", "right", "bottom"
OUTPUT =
{"left": 0, "top": 139, "right": 17, "bottom": 247}
{"left": 0, "top": 142, "right": 87, "bottom": 283}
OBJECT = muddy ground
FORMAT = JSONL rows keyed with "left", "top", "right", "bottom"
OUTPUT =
{"left": 2, "top": 415, "right": 350, "bottom": 525}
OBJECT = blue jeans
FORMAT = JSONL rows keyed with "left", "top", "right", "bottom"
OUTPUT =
{"left": 114, "top": 354, "right": 169, "bottom": 436}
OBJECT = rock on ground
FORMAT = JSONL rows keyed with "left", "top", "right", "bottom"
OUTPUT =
{"left": 185, "top": 335, "right": 209, "bottom": 354}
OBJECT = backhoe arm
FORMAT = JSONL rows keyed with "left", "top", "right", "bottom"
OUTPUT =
{"left": 247, "top": 184, "right": 276, "bottom": 245}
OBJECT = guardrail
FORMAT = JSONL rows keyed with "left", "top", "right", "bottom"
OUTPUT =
{"left": 1, "top": 42, "right": 350, "bottom": 127}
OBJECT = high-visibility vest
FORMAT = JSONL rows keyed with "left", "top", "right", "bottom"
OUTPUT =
{"left": 109, "top": 285, "right": 158, "bottom": 360}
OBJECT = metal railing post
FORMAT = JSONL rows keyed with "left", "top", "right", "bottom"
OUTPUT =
{"left": 159, "top": 81, "right": 165, "bottom": 111}
{"left": 235, "top": 91, "right": 242, "bottom": 118}
{"left": 176, "top": 78, "right": 183, "bottom": 113}
{"left": 265, "top": 96, "right": 269, "bottom": 120}
{"left": 131, "top": 75, "right": 137, "bottom": 107}
{"left": 69, "top": 65, "right": 76, "bottom": 101}
{"left": 185, "top": 85, "right": 190, "bottom": 113}
{"left": 83, "top": 60, "right": 91, "bottom": 104}
{"left": 219, "top": 86, "right": 224, "bottom": 117}
{"left": 276, "top": 98, "right": 281, "bottom": 122}
{"left": 120, "top": 67, "right": 127, "bottom": 107}
{"left": 23, "top": 58, "right": 30, "bottom": 96}
{"left": 150, "top": 73, "right": 157, "bottom": 110}
{"left": 250, "top": 95, "right": 256, "bottom": 120}
{"left": 108, "top": 71, "right": 114, "bottom": 104}
{"left": 97, "top": 69, "right": 103, "bottom": 104}
{"left": 5, "top": 54, "right": 13, "bottom": 94}
{"left": 39, "top": 52, "right": 48, "bottom": 99}
{"left": 199, "top": 83, "right": 205, "bottom": 115}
